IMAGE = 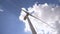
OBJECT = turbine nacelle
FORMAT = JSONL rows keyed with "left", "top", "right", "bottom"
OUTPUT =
{"left": 22, "top": 10, "right": 30, "bottom": 20}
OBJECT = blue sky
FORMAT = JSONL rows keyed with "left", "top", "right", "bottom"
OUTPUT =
{"left": 0, "top": 0, "right": 60, "bottom": 34}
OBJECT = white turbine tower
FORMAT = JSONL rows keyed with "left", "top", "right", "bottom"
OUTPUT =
{"left": 22, "top": 9, "right": 37, "bottom": 34}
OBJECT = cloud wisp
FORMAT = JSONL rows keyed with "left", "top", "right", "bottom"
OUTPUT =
{"left": 0, "top": 9, "right": 4, "bottom": 12}
{"left": 19, "top": 3, "right": 60, "bottom": 34}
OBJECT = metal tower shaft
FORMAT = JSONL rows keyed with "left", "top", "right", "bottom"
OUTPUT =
{"left": 27, "top": 17, "right": 37, "bottom": 34}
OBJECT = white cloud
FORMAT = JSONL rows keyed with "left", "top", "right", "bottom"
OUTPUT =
{"left": 0, "top": 9, "right": 3, "bottom": 12}
{"left": 19, "top": 3, "right": 60, "bottom": 34}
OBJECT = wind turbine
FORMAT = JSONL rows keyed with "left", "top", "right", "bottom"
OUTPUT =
{"left": 22, "top": 9, "right": 55, "bottom": 34}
